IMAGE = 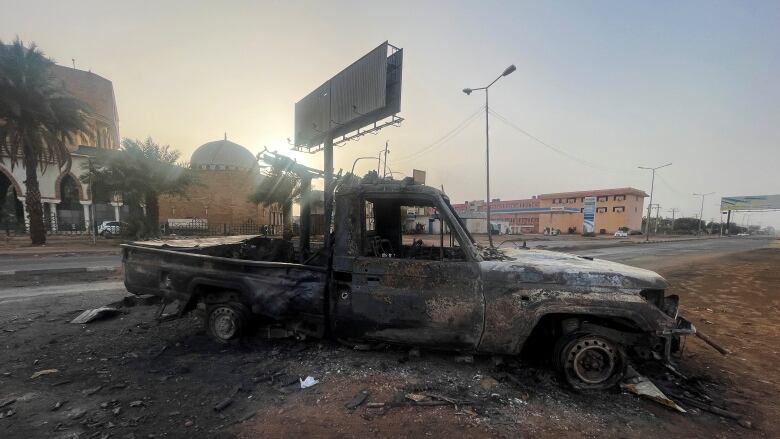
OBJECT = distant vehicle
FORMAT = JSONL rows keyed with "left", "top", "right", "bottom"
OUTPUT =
{"left": 737, "top": 232, "right": 749, "bottom": 236}
{"left": 614, "top": 230, "right": 629, "bottom": 238}
{"left": 628, "top": 230, "right": 643, "bottom": 236}
{"left": 98, "top": 221, "right": 127, "bottom": 237}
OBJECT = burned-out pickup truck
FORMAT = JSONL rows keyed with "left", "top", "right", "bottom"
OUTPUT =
{"left": 123, "top": 175, "right": 696, "bottom": 389}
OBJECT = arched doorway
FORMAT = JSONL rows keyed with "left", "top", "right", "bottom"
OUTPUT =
{"left": 57, "top": 174, "right": 85, "bottom": 231}
{"left": 0, "top": 172, "right": 24, "bottom": 233}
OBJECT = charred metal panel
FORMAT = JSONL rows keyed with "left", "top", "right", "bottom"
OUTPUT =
{"left": 332, "top": 258, "right": 484, "bottom": 350}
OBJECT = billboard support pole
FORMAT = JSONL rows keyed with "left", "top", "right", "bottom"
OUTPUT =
{"left": 323, "top": 136, "right": 334, "bottom": 250}
{"left": 299, "top": 175, "right": 312, "bottom": 261}
{"left": 726, "top": 209, "right": 731, "bottom": 235}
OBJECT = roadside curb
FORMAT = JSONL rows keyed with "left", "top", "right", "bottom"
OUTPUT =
{"left": 0, "top": 265, "right": 119, "bottom": 277}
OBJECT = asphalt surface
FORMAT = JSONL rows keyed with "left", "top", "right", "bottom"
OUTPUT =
{"left": 570, "top": 236, "right": 772, "bottom": 271}
{"left": 0, "top": 252, "right": 120, "bottom": 273}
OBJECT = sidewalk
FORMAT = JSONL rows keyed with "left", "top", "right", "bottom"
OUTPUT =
{"left": 0, "top": 235, "right": 122, "bottom": 257}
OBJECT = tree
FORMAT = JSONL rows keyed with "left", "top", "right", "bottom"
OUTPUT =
{"left": 0, "top": 38, "right": 90, "bottom": 244}
{"left": 85, "top": 137, "right": 195, "bottom": 238}
{"left": 249, "top": 159, "right": 300, "bottom": 240}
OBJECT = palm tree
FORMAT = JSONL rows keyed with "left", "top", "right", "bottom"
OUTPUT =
{"left": 249, "top": 158, "right": 301, "bottom": 239}
{"left": 85, "top": 137, "right": 196, "bottom": 238}
{"left": 0, "top": 38, "right": 90, "bottom": 244}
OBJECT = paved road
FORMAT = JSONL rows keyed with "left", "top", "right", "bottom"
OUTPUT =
{"left": 0, "top": 252, "right": 121, "bottom": 273}
{"left": 570, "top": 236, "right": 773, "bottom": 271}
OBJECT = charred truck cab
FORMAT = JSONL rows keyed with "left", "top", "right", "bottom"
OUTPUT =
{"left": 122, "top": 174, "right": 696, "bottom": 390}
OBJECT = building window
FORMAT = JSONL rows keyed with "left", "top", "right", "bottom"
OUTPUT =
{"left": 597, "top": 196, "right": 608, "bottom": 202}
{"left": 580, "top": 208, "right": 584, "bottom": 213}
{"left": 614, "top": 195, "right": 626, "bottom": 201}
{"left": 567, "top": 198, "right": 576, "bottom": 203}
{"left": 597, "top": 207, "right": 607, "bottom": 213}
{"left": 613, "top": 206, "right": 625, "bottom": 213}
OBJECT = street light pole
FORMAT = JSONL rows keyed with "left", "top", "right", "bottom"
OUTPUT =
{"left": 693, "top": 192, "right": 715, "bottom": 235}
{"left": 463, "top": 64, "right": 516, "bottom": 247}
{"left": 638, "top": 163, "right": 671, "bottom": 242}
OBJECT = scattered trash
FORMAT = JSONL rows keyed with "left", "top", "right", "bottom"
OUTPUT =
{"left": 30, "top": 369, "right": 59, "bottom": 379}
{"left": 51, "top": 401, "right": 66, "bottom": 411}
{"left": 344, "top": 389, "right": 369, "bottom": 410}
{"left": 673, "top": 394, "right": 751, "bottom": 428}
{"left": 0, "top": 409, "right": 15, "bottom": 419}
{"left": 479, "top": 377, "right": 500, "bottom": 391}
{"left": 300, "top": 376, "right": 319, "bottom": 389}
{"left": 70, "top": 307, "right": 122, "bottom": 324}
{"left": 112, "top": 407, "right": 121, "bottom": 416}
{"left": 65, "top": 407, "right": 87, "bottom": 419}
{"left": 621, "top": 376, "right": 686, "bottom": 413}
{"left": 405, "top": 393, "right": 429, "bottom": 403}
{"left": 366, "top": 402, "right": 385, "bottom": 409}
{"left": 214, "top": 385, "right": 242, "bottom": 412}
{"left": 82, "top": 385, "right": 103, "bottom": 396}
{"left": 129, "top": 400, "right": 143, "bottom": 407}
{"left": 184, "top": 420, "right": 194, "bottom": 427}
{"left": 454, "top": 355, "right": 474, "bottom": 364}
{"left": 0, "top": 397, "right": 15, "bottom": 409}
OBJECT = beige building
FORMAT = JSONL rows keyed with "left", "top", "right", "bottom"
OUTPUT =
{"left": 537, "top": 188, "right": 647, "bottom": 234}
{"left": 158, "top": 138, "right": 283, "bottom": 232}
{"left": 452, "top": 187, "right": 647, "bottom": 235}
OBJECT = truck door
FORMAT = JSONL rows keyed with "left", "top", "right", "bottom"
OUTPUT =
{"left": 331, "top": 195, "right": 484, "bottom": 350}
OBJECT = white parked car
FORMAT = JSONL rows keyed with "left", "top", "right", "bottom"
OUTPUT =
{"left": 614, "top": 230, "right": 629, "bottom": 237}
{"left": 97, "top": 221, "right": 127, "bottom": 237}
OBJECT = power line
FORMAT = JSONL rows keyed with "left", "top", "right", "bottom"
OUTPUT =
{"left": 392, "top": 105, "right": 485, "bottom": 164}
{"left": 487, "top": 108, "right": 635, "bottom": 174}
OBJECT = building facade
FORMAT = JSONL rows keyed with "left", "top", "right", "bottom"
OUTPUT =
{"left": 0, "top": 65, "right": 122, "bottom": 233}
{"left": 451, "top": 187, "right": 647, "bottom": 235}
{"left": 157, "top": 138, "right": 283, "bottom": 233}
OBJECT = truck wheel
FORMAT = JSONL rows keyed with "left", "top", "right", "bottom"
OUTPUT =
{"left": 555, "top": 333, "right": 625, "bottom": 390}
{"left": 206, "top": 302, "right": 250, "bottom": 344}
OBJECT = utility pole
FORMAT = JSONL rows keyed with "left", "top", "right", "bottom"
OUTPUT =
{"left": 463, "top": 64, "right": 517, "bottom": 247}
{"left": 693, "top": 192, "right": 714, "bottom": 236}
{"left": 653, "top": 204, "right": 661, "bottom": 234}
{"left": 382, "top": 141, "right": 389, "bottom": 179}
{"left": 638, "top": 163, "right": 672, "bottom": 241}
{"left": 667, "top": 208, "right": 679, "bottom": 232}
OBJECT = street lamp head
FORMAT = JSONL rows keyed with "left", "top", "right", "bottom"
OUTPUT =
{"left": 502, "top": 64, "right": 517, "bottom": 76}
{"left": 462, "top": 88, "right": 473, "bottom": 95}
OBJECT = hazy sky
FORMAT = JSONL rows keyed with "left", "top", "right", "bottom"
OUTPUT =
{"left": 2, "top": 0, "right": 778, "bottom": 227}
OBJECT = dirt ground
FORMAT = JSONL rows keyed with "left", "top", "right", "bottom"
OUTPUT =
{"left": 0, "top": 246, "right": 778, "bottom": 438}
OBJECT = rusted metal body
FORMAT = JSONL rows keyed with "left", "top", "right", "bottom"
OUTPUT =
{"left": 122, "top": 176, "right": 693, "bottom": 359}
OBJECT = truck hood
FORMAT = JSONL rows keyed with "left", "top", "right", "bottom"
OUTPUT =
{"left": 481, "top": 248, "right": 668, "bottom": 290}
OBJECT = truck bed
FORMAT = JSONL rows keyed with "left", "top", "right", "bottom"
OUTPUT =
{"left": 122, "top": 235, "right": 328, "bottom": 328}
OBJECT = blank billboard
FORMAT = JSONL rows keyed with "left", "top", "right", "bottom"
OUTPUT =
{"left": 294, "top": 42, "right": 402, "bottom": 151}
{"left": 720, "top": 194, "right": 780, "bottom": 211}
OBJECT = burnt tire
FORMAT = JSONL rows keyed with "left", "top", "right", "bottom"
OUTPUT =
{"left": 205, "top": 301, "right": 251, "bottom": 344}
{"left": 555, "top": 333, "right": 625, "bottom": 391}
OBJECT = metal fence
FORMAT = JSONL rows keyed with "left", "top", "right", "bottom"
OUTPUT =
{"left": 162, "top": 219, "right": 283, "bottom": 237}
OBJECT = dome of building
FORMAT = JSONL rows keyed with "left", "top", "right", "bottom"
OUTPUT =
{"left": 190, "top": 138, "right": 256, "bottom": 170}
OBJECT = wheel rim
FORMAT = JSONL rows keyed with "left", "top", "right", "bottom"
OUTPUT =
{"left": 209, "top": 306, "right": 240, "bottom": 340}
{"left": 566, "top": 337, "right": 617, "bottom": 386}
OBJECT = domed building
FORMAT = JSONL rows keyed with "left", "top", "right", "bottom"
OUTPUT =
{"left": 157, "top": 136, "right": 283, "bottom": 232}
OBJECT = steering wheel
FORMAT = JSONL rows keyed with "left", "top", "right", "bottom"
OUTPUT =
{"left": 408, "top": 239, "right": 424, "bottom": 258}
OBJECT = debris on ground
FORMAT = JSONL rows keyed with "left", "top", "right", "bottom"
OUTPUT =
{"left": 479, "top": 376, "right": 500, "bottom": 390}
{"left": 214, "top": 385, "right": 242, "bottom": 412}
{"left": 0, "top": 397, "right": 16, "bottom": 409}
{"left": 300, "top": 376, "right": 319, "bottom": 389}
{"left": 344, "top": 389, "right": 369, "bottom": 410}
{"left": 70, "top": 307, "right": 122, "bottom": 324}
{"left": 454, "top": 355, "right": 474, "bottom": 364}
{"left": 621, "top": 375, "right": 686, "bottom": 413}
{"left": 29, "top": 369, "right": 59, "bottom": 379}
